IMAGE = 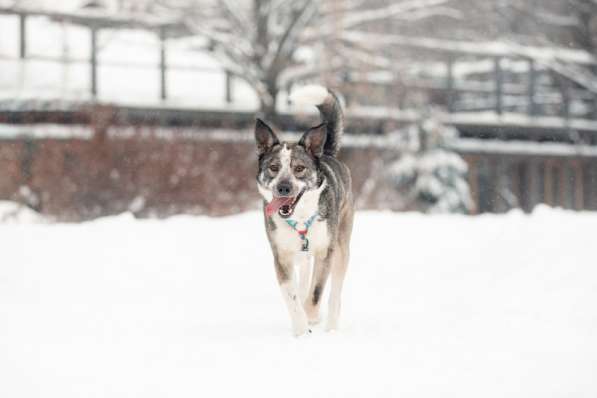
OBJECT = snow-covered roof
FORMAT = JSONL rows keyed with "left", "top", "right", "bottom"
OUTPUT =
{"left": 446, "top": 112, "right": 597, "bottom": 134}
{"left": 342, "top": 31, "right": 597, "bottom": 66}
{"left": 450, "top": 138, "right": 597, "bottom": 158}
{"left": 0, "top": 4, "right": 179, "bottom": 29}
{"left": 3, "top": 122, "right": 596, "bottom": 159}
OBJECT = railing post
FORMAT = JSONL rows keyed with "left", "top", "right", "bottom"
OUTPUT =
{"left": 225, "top": 70, "right": 233, "bottom": 103}
{"left": 561, "top": 76, "right": 570, "bottom": 120}
{"left": 574, "top": 162, "right": 584, "bottom": 210}
{"left": 343, "top": 70, "right": 351, "bottom": 107}
{"left": 527, "top": 58, "right": 537, "bottom": 116}
{"left": 90, "top": 27, "right": 98, "bottom": 98}
{"left": 19, "top": 13, "right": 27, "bottom": 59}
{"left": 446, "top": 54, "right": 454, "bottom": 112}
{"left": 494, "top": 56, "right": 503, "bottom": 115}
{"left": 159, "top": 26, "right": 167, "bottom": 101}
{"left": 286, "top": 81, "right": 294, "bottom": 106}
{"left": 526, "top": 160, "right": 541, "bottom": 212}
{"left": 592, "top": 66, "right": 597, "bottom": 121}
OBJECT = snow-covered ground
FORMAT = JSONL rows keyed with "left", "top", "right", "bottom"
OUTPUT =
{"left": 1, "top": 206, "right": 596, "bottom": 397}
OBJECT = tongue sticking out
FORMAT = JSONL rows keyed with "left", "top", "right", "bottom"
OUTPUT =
{"left": 265, "top": 196, "right": 294, "bottom": 217}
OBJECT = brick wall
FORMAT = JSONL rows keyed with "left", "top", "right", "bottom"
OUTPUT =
{"left": 0, "top": 127, "right": 395, "bottom": 221}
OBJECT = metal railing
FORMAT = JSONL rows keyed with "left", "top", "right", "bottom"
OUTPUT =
{"left": 0, "top": 9, "right": 237, "bottom": 105}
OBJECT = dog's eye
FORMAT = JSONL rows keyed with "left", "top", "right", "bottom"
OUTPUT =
{"left": 269, "top": 164, "right": 280, "bottom": 173}
{"left": 294, "top": 165, "right": 305, "bottom": 173}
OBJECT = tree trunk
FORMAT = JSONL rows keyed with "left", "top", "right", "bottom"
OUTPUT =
{"left": 259, "top": 79, "right": 279, "bottom": 122}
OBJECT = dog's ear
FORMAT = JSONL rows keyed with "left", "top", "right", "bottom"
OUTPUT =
{"left": 255, "top": 118, "right": 279, "bottom": 155}
{"left": 299, "top": 123, "right": 327, "bottom": 158}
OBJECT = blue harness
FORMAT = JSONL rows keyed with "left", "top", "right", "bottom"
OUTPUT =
{"left": 285, "top": 213, "right": 319, "bottom": 252}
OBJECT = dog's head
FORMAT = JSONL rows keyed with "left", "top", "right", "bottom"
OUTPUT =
{"left": 254, "top": 118, "right": 326, "bottom": 218}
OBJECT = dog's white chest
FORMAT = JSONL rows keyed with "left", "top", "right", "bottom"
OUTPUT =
{"left": 271, "top": 189, "right": 330, "bottom": 255}
{"left": 272, "top": 216, "right": 329, "bottom": 254}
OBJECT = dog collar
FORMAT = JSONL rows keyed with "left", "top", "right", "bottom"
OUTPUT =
{"left": 285, "top": 213, "right": 319, "bottom": 252}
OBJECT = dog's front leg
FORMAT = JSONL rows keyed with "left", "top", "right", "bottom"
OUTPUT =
{"left": 274, "top": 252, "right": 310, "bottom": 337}
{"left": 304, "top": 248, "right": 335, "bottom": 325}
{"left": 295, "top": 252, "right": 312, "bottom": 303}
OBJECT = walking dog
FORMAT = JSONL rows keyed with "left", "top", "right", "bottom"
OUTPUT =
{"left": 254, "top": 85, "right": 354, "bottom": 336}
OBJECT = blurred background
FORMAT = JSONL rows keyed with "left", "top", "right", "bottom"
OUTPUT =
{"left": 1, "top": 0, "right": 597, "bottom": 220}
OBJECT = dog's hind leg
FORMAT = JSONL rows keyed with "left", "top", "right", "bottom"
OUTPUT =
{"left": 326, "top": 243, "right": 349, "bottom": 331}
{"left": 275, "top": 254, "right": 310, "bottom": 336}
{"left": 327, "top": 206, "right": 354, "bottom": 331}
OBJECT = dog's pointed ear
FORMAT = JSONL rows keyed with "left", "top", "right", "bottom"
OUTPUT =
{"left": 255, "top": 118, "right": 279, "bottom": 155}
{"left": 299, "top": 123, "right": 327, "bottom": 158}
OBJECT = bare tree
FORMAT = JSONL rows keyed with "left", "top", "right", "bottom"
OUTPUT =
{"left": 155, "top": 0, "right": 456, "bottom": 118}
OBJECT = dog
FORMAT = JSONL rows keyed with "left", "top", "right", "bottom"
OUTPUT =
{"left": 254, "top": 85, "right": 354, "bottom": 336}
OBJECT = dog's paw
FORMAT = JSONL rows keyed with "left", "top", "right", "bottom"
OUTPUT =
{"left": 292, "top": 323, "right": 311, "bottom": 337}
{"left": 294, "top": 328, "right": 313, "bottom": 338}
{"left": 325, "top": 323, "right": 338, "bottom": 333}
{"left": 304, "top": 304, "right": 321, "bottom": 326}
{"left": 306, "top": 309, "right": 321, "bottom": 326}
{"left": 307, "top": 314, "right": 321, "bottom": 326}
{"left": 292, "top": 314, "right": 310, "bottom": 337}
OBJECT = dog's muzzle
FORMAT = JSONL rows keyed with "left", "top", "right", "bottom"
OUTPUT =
{"left": 265, "top": 189, "right": 306, "bottom": 218}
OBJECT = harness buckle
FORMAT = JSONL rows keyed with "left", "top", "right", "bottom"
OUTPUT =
{"left": 301, "top": 238, "right": 309, "bottom": 252}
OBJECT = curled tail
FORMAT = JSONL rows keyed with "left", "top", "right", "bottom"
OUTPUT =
{"left": 290, "top": 85, "right": 344, "bottom": 157}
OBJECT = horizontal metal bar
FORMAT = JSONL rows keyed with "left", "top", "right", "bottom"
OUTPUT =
{"left": 0, "top": 53, "right": 223, "bottom": 73}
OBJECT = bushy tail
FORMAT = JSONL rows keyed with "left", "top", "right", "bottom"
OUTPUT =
{"left": 290, "top": 85, "right": 344, "bottom": 157}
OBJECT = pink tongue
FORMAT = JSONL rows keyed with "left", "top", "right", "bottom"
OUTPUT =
{"left": 265, "top": 197, "right": 294, "bottom": 217}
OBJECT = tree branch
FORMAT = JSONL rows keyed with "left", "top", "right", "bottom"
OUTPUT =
{"left": 267, "top": 0, "right": 318, "bottom": 74}
{"left": 337, "top": 0, "right": 455, "bottom": 30}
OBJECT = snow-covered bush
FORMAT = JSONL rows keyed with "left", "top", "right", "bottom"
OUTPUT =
{"left": 388, "top": 117, "right": 472, "bottom": 214}
{"left": 0, "top": 201, "right": 45, "bottom": 223}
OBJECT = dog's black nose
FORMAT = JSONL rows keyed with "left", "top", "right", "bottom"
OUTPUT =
{"left": 276, "top": 182, "right": 292, "bottom": 196}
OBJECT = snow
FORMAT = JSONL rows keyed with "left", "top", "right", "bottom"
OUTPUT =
{"left": 0, "top": 200, "right": 44, "bottom": 223}
{"left": 1, "top": 206, "right": 596, "bottom": 397}
{"left": 450, "top": 138, "right": 597, "bottom": 158}
{"left": 0, "top": 123, "right": 394, "bottom": 147}
{"left": 447, "top": 111, "right": 597, "bottom": 132}
{"left": 0, "top": 123, "right": 93, "bottom": 139}
{"left": 341, "top": 31, "right": 597, "bottom": 65}
{"left": 333, "top": 0, "right": 454, "bottom": 32}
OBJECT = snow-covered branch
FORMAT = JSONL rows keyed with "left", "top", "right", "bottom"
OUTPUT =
{"left": 334, "top": 0, "right": 455, "bottom": 30}
{"left": 266, "top": 0, "right": 317, "bottom": 73}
